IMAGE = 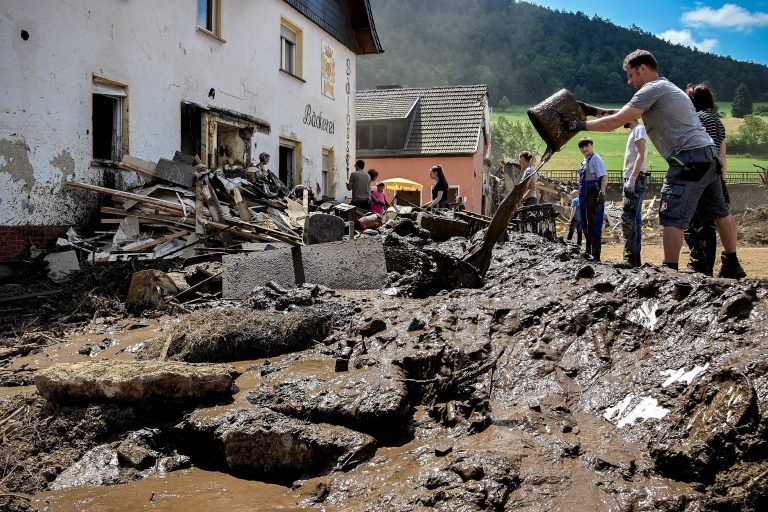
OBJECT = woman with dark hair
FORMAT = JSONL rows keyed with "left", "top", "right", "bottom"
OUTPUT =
{"left": 684, "top": 83, "right": 728, "bottom": 276}
{"left": 424, "top": 165, "right": 450, "bottom": 209}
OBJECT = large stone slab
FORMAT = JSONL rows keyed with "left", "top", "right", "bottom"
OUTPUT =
{"left": 35, "top": 360, "right": 237, "bottom": 403}
{"left": 222, "top": 239, "right": 386, "bottom": 299}
{"left": 179, "top": 406, "right": 376, "bottom": 480}
{"left": 303, "top": 213, "right": 346, "bottom": 245}
{"left": 247, "top": 355, "right": 410, "bottom": 439}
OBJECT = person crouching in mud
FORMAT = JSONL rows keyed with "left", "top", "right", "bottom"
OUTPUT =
{"left": 577, "top": 137, "right": 608, "bottom": 261}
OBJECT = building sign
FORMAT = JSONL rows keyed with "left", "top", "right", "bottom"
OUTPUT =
{"left": 321, "top": 40, "right": 335, "bottom": 99}
{"left": 303, "top": 104, "right": 335, "bottom": 134}
{"left": 345, "top": 57, "right": 351, "bottom": 175}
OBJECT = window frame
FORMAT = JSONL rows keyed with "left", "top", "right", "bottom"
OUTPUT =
{"left": 280, "top": 17, "right": 303, "bottom": 79}
{"left": 197, "top": 0, "right": 223, "bottom": 40}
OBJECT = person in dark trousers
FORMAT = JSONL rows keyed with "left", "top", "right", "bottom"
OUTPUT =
{"left": 577, "top": 137, "right": 608, "bottom": 261}
{"left": 424, "top": 164, "right": 449, "bottom": 209}
{"left": 566, "top": 190, "right": 582, "bottom": 248}
{"left": 347, "top": 159, "right": 371, "bottom": 210}
{"left": 621, "top": 119, "right": 649, "bottom": 267}
{"left": 684, "top": 84, "right": 728, "bottom": 276}
{"left": 565, "top": 49, "right": 745, "bottom": 278}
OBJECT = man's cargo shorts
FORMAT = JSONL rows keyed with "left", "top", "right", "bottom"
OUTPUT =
{"left": 659, "top": 145, "right": 730, "bottom": 228}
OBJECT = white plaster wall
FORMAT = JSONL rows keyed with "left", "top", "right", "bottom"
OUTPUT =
{"left": 0, "top": 0, "right": 357, "bottom": 225}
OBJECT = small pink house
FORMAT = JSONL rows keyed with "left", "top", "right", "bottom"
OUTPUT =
{"left": 354, "top": 85, "right": 490, "bottom": 212}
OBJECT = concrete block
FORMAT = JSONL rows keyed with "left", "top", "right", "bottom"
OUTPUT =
{"left": 300, "top": 239, "right": 386, "bottom": 290}
{"left": 222, "top": 249, "right": 297, "bottom": 299}
{"left": 221, "top": 239, "right": 386, "bottom": 299}
{"left": 303, "top": 213, "right": 346, "bottom": 245}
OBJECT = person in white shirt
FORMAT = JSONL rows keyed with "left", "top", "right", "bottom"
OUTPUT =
{"left": 620, "top": 120, "right": 648, "bottom": 267}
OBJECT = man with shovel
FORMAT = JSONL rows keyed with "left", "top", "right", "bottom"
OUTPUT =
{"left": 564, "top": 49, "right": 745, "bottom": 278}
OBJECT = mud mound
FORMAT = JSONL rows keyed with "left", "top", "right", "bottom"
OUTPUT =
{"left": 736, "top": 206, "right": 768, "bottom": 245}
{"left": 164, "top": 306, "right": 336, "bottom": 362}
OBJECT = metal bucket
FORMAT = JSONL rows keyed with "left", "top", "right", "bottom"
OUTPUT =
{"left": 527, "top": 89, "right": 586, "bottom": 152}
{"left": 358, "top": 213, "right": 382, "bottom": 231}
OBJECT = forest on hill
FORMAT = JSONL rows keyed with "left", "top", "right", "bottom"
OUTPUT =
{"left": 358, "top": 0, "right": 768, "bottom": 106}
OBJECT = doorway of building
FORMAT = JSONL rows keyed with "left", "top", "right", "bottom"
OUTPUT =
{"left": 279, "top": 143, "right": 295, "bottom": 188}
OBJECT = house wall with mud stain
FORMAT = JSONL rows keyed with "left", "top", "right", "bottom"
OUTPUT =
{"left": 0, "top": 0, "right": 372, "bottom": 258}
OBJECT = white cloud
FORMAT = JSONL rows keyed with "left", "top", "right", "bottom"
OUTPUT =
{"left": 682, "top": 3, "right": 768, "bottom": 30}
{"left": 658, "top": 29, "right": 719, "bottom": 52}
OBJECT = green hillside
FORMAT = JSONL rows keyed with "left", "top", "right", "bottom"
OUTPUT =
{"left": 360, "top": 0, "right": 768, "bottom": 105}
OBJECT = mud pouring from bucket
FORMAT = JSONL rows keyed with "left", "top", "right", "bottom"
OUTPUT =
{"left": 460, "top": 89, "right": 587, "bottom": 277}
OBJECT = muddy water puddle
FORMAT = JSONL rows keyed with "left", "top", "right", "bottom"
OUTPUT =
{"left": 32, "top": 468, "right": 304, "bottom": 511}
{"left": 10, "top": 318, "right": 172, "bottom": 371}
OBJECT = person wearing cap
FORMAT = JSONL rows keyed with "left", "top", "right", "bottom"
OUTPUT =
{"left": 577, "top": 137, "right": 607, "bottom": 261}
{"left": 620, "top": 119, "right": 649, "bottom": 267}
{"left": 370, "top": 181, "right": 388, "bottom": 215}
{"left": 563, "top": 49, "right": 745, "bottom": 278}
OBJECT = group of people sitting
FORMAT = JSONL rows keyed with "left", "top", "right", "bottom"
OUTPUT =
{"left": 346, "top": 159, "right": 467, "bottom": 213}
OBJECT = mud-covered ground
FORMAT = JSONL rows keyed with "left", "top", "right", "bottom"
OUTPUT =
{"left": 1, "top": 228, "right": 768, "bottom": 511}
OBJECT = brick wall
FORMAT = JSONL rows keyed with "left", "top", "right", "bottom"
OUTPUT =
{"left": 0, "top": 226, "right": 71, "bottom": 262}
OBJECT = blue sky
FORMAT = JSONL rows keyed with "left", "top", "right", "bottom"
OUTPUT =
{"left": 530, "top": 1, "right": 768, "bottom": 65}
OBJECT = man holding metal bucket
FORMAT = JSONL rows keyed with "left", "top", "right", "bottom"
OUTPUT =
{"left": 563, "top": 49, "right": 745, "bottom": 279}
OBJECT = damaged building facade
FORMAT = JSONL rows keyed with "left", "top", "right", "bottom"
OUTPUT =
{"left": 0, "top": 0, "right": 382, "bottom": 261}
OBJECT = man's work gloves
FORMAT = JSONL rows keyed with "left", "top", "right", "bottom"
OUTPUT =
{"left": 624, "top": 176, "right": 636, "bottom": 197}
{"left": 564, "top": 118, "right": 587, "bottom": 132}
{"left": 597, "top": 190, "right": 605, "bottom": 205}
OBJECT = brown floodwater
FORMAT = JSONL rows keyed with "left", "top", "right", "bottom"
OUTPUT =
{"left": 32, "top": 468, "right": 304, "bottom": 511}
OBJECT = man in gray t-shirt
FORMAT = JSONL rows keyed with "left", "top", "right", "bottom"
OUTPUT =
{"left": 347, "top": 159, "right": 371, "bottom": 210}
{"left": 563, "top": 49, "right": 745, "bottom": 279}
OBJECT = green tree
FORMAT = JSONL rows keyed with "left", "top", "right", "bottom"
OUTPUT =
{"left": 738, "top": 115, "right": 768, "bottom": 144}
{"left": 732, "top": 83, "right": 753, "bottom": 118}
{"left": 491, "top": 116, "right": 538, "bottom": 164}
{"left": 497, "top": 96, "right": 511, "bottom": 110}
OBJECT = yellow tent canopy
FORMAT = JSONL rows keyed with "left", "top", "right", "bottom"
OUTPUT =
{"left": 380, "top": 178, "right": 424, "bottom": 192}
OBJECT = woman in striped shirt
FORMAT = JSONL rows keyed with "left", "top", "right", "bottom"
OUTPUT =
{"left": 684, "top": 83, "right": 728, "bottom": 276}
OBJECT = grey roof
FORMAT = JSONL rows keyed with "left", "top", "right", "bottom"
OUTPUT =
{"left": 355, "top": 85, "right": 488, "bottom": 155}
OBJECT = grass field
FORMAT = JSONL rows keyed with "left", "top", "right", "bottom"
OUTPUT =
{"left": 493, "top": 102, "right": 768, "bottom": 173}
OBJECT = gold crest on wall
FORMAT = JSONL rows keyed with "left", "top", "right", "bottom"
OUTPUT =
{"left": 321, "top": 40, "right": 336, "bottom": 99}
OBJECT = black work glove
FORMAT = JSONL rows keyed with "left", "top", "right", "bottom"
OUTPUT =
{"left": 722, "top": 179, "right": 730, "bottom": 205}
{"left": 563, "top": 117, "right": 587, "bottom": 132}
{"left": 597, "top": 190, "right": 606, "bottom": 205}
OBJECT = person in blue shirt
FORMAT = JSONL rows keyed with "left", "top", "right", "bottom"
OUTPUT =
{"left": 577, "top": 137, "right": 608, "bottom": 261}
{"left": 566, "top": 190, "right": 582, "bottom": 248}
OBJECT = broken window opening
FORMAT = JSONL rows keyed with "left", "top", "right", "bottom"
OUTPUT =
{"left": 197, "top": 0, "right": 221, "bottom": 36}
{"left": 180, "top": 103, "right": 202, "bottom": 161}
{"left": 215, "top": 122, "right": 252, "bottom": 168}
{"left": 92, "top": 80, "right": 127, "bottom": 162}
{"left": 447, "top": 186, "right": 460, "bottom": 207}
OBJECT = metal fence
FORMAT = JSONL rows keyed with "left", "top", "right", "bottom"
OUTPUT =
{"left": 540, "top": 170, "right": 762, "bottom": 184}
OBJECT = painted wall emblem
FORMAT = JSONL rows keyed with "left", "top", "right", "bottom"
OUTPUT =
{"left": 321, "top": 40, "right": 336, "bottom": 99}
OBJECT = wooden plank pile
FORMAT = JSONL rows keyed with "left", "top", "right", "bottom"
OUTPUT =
{"left": 66, "top": 153, "right": 304, "bottom": 262}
